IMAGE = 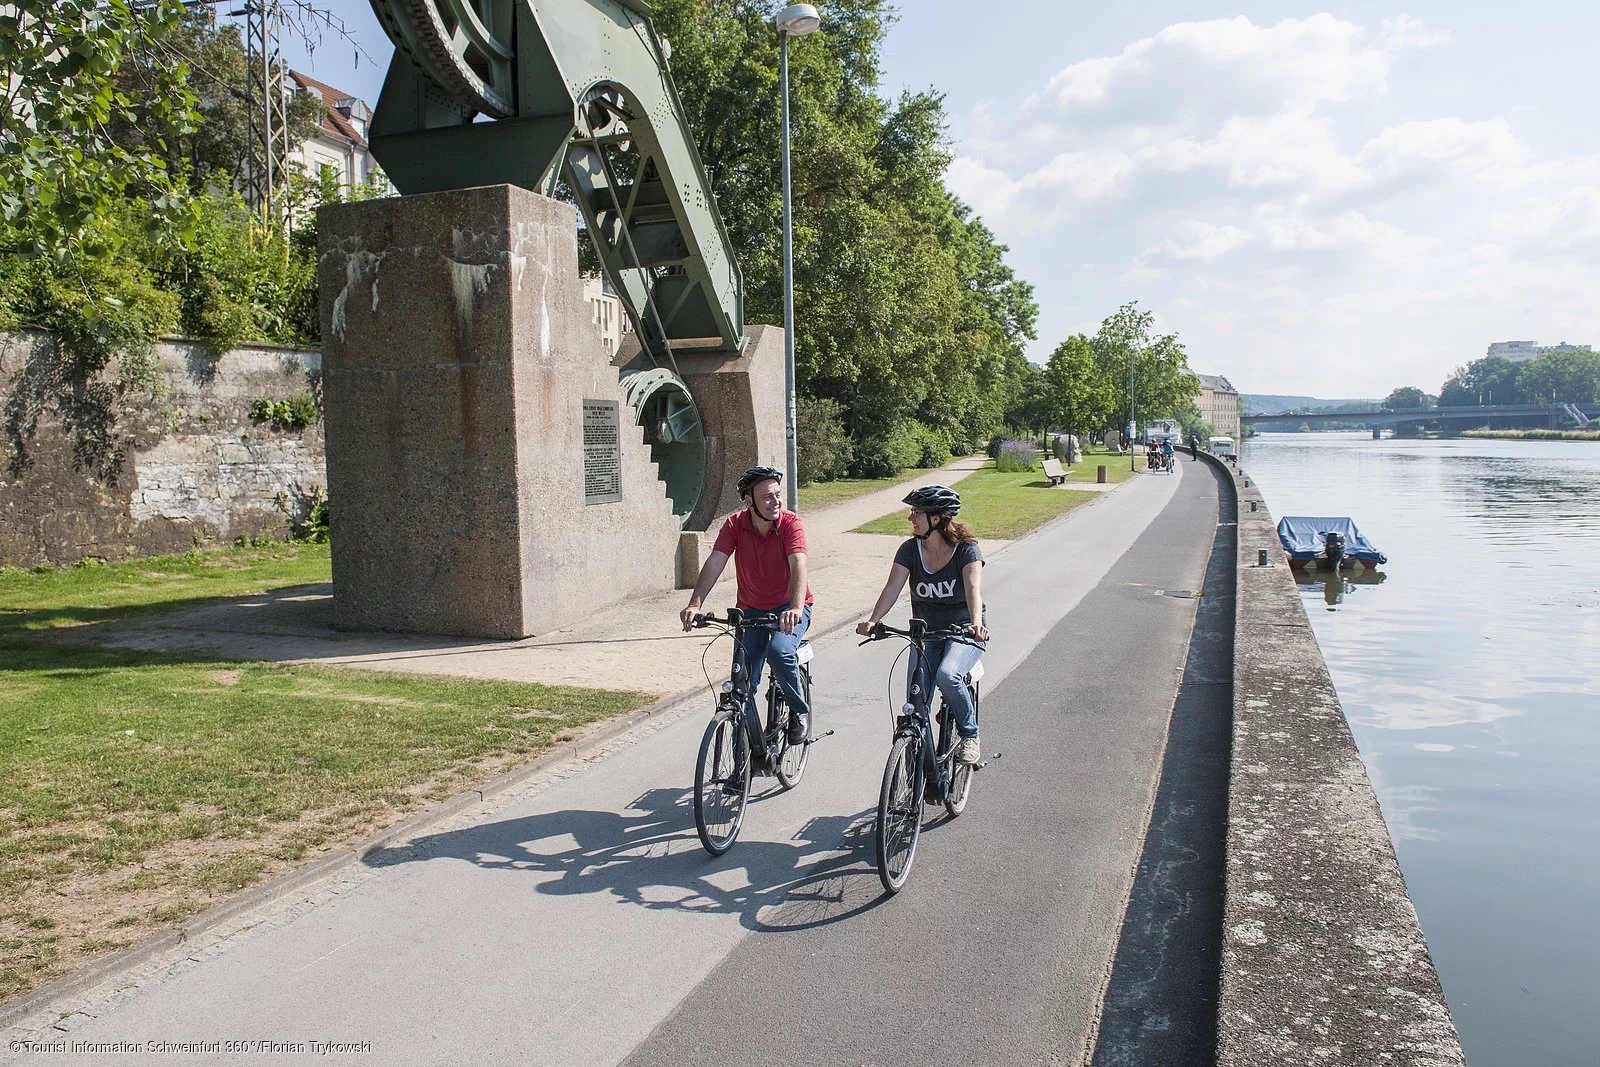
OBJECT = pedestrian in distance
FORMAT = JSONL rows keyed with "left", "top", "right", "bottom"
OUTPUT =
{"left": 680, "top": 466, "right": 813, "bottom": 746}
{"left": 856, "top": 485, "right": 988, "bottom": 763}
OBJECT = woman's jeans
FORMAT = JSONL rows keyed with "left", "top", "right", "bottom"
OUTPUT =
{"left": 737, "top": 606, "right": 812, "bottom": 730}
{"left": 908, "top": 636, "right": 985, "bottom": 738}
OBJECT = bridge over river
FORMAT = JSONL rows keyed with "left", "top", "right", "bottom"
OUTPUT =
{"left": 1243, "top": 402, "right": 1598, "bottom": 432}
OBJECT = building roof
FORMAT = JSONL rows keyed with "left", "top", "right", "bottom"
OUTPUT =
{"left": 287, "top": 70, "right": 370, "bottom": 149}
{"left": 1197, "top": 373, "right": 1238, "bottom": 395}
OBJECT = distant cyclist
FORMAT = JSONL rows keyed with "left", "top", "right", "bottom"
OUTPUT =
{"left": 856, "top": 485, "right": 987, "bottom": 763}
{"left": 681, "top": 466, "right": 812, "bottom": 747}
{"left": 1162, "top": 437, "right": 1175, "bottom": 469}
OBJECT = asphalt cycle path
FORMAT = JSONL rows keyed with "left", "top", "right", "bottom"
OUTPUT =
{"left": 3, "top": 462, "right": 1209, "bottom": 1067}
{"left": 624, "top": 458, "right": 1220, "bottom": 1067}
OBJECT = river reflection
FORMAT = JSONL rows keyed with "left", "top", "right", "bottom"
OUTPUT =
{"left": 1295, "top": 568, "right": 1387, "bottom": 609}
{"left": 1244, "top": 433, "right": 1600, "bottom": 1067}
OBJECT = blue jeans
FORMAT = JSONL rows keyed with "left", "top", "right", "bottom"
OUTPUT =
{"left": 738, "top": 606, "right": 811, "bottom": 730}
{"left": 908, "top": 636, "right": 985, "bottom": 738}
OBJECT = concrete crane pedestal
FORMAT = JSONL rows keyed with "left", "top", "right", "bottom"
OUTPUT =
{"left": 317, "top": 184, "right": 734, "bottom": 639}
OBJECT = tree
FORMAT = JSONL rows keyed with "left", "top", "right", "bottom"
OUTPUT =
{"left": 104, "top": 10, "right": 323, "bottom": 196}
{"left": 1, "top": 0, "right": 199, "bottom": 256}
{"left": 1439, "top": 356, "right": 1524, "bottom": 407}
{"left": 1383, "top": 386, "right": 1436, "bottom": 410}
{"left": 1516, "top": 347, "right": 1600, "bottom": 404}
{"left": 1038, "top": 334, "right": 1114, "bottom": 436}
{"left": 1089, "top": 302, "right": 1200, "bottom": 435}
{"left": 649, "top": 0, "right": 1037, "bottom": 474}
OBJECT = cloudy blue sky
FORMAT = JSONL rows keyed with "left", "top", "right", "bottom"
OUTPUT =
{"left": 268, "top": 2, "right": 1600, "bottom": 396}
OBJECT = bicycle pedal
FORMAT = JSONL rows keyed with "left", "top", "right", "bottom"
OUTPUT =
{"left": 973, "top": 752, "right": 1004, "bottom": 771}
{"left": 803, "top": 729, "right": 835, "bottom": 745}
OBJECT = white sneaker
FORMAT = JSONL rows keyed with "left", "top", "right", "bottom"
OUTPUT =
{"left": 957, "top": 737, "right": 981, "bottom": 764}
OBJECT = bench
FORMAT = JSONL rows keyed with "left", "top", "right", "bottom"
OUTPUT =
{"left": 1042, "top": 458, "right": 1069, "bottom": 486}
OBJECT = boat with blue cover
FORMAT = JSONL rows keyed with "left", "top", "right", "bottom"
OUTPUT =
{"left": 1277, "top": 516, "right": 1388, "bottom": 570}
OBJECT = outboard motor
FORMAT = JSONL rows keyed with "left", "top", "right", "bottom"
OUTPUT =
{"left": 1322, "top": 531, "right": 1346, "bottom": 570}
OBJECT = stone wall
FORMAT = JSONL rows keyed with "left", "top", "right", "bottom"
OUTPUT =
{"left": 0, "top": 331, "right": 325, "bottom": 568}
{"left": 1215, "top": 453, "right": 1465, "bottom": 1065}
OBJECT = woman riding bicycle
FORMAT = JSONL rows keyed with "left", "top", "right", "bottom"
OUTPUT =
{"left": 856, "top": 485, "right": 988, "bottom": 764}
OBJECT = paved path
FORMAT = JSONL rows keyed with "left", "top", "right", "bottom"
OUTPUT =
{"left": 4, "top": 461, "right": 1216, "bottom": 1066}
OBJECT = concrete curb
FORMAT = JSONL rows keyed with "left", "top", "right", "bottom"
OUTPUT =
{"left": 1211, "top": 452, "right": 1466, "bottom": 1065}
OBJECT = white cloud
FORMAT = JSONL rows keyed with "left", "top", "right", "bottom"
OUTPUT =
{"left": 947, "top": 12, "right": 1600, "bottom": 392}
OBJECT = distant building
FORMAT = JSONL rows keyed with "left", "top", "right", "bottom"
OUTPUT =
{"left": 582, "top": 276, "right": 631, "bottom": 356}
{"left": 1487, "top": 340, "right": 1592, "bottom": 363}
{"left": 1196, "top": 373, "right": 1240, "bottom": 439}
{"left": 288, "top": 71, "right": 377, "bottom": 191}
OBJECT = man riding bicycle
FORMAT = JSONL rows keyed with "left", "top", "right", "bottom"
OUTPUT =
{"left": 681, "top": 466, "right": 814, "bottom": 756}
{"left": 856, "top": 485, "right": 988, "bottom": 764}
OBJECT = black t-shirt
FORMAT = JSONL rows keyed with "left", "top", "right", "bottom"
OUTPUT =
{"left": 894, "top": 538, "right": 985, "bottom": 629}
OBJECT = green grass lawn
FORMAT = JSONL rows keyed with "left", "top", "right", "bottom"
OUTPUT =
{"left": 797, "top": 473, "right": 915, "bottom": 512}
{"left": 0, "top": 542, "right": 654, "bottom": 1001}
{"left": 0, "top": 542, "right": 333, "bottom": 635}
{"left": 853, "top": 463, "right": 1106, "bottom": 540}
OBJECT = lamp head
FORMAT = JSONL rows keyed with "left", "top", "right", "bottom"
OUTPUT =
{"left": 775, "top": 3, "right": 821, "bottom": 36}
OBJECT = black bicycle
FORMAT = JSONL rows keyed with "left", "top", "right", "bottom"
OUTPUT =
{"left": 860, "top": 619, "right": 997, "bottom": 893}
{"left": 689, "top": 610, "right": 828, "bottom": 855}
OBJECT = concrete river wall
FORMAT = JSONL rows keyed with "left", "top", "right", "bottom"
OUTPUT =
{"left": 1214, "top": 452, "right": 1465, "bottom": 1065}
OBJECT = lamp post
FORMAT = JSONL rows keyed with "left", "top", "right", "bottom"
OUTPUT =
{"left": 1128, "top": 345, "right": 1136, "bottom": 471}
{"left": 775, "top": 3, "right": 820, "bottom": 512}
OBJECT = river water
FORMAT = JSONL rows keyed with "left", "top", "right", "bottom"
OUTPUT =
{"left": 1242, "top": 433, "right": 1600, "bottom": 1067}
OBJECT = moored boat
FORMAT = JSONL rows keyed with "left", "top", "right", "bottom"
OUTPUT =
{"left": 1277, "top": 516, "right": 1388, "bottom": 570}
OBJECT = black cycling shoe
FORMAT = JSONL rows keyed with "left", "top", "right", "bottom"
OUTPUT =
{"left": 785, "top": 713, "right": 808, "bottom": 746}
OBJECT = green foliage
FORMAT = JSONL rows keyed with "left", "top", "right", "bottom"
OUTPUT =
{"left": 1038, "top": 334, "right": 1116, "bottom": 437}
{"left": 795, "top": 395, "right": 852, "bottom": 483}
{"left": 1091, "top": 302, "right": 1200, "bottom": 435}
{"left": 851, "top": 419, "right": 923, "bottom": 478}
{"left": 249, "top": 392, "right": 318, "bottom": 432}
{"left": 1515, "top": 347, "right": 1600, "bottom": 404}
{"left": 0, "top": 206, "right": 180, "bottom": 478}
{"left": 650, "top": 0, "right": 1037, "bottom": 477}
{"left": 1439, "top": 355, "right": 1524, "bottom": 407}
{"left": 908, "top": 422, "right": 952, "bottom": 468}
{"left": 1172, "top": 400, "right": 1214, "bottom": 442}
{"left": 274, "top": 484, "right": 329, "bottom": 543}
{"left": 103, "top": 10, "right": 322, "bottom": 197}
{"left": 0, "top": 0, "right": 200, "bottom": 258}
{"left": 1383, "top": 386, "right": 1437, "bottom": 410}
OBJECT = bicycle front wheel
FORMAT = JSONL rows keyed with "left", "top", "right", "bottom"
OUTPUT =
{"left": 875, "top": 734, "right": 923, "bottom": 894}
{"left": 694, "top": 712, "right": 749, "bottom": 855}
{"left": 773, "top": 666, "right": 812, "bottom": 790}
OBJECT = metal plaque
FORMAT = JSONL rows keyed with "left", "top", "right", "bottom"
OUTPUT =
{"left": 583, "top": 399, "right": 622, "bottom": 504}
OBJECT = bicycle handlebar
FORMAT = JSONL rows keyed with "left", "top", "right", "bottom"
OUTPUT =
{"left": 859, "top": 621, "right": 985, "bottom": 649}
{"left": 692, "top": 610, "right": 782, "bottom": 631}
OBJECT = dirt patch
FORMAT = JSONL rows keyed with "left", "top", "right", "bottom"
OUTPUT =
{"left": 204, "top": 670, "right": 243, "bottom": 686}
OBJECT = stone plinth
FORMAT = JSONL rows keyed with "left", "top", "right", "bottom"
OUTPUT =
{"left": 318, "top": 185, "right": 682, "bottom": 638}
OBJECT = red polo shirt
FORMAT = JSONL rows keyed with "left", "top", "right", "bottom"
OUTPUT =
{"left": 712, "top": 508, "right": 814, "bottom": 612}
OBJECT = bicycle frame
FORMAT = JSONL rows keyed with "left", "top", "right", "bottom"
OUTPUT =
{"left": 693, "top": 608, "right": 813, "bottom": 770}
{"left": 864, "top": 619, "right": 985, "bottom": 801}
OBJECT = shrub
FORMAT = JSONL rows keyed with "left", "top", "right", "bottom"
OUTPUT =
{"left": 249, "top": 391, "right": 318, "bottom": 432}
{"left": 909, "top": 422, "right": 951, "bottom": 468}
{"left": 796, "top": 396, "right": 852, "bottom": 484}
{"left": 851, "top": 419, "right": 923, "bottom": 478}
{"left": 994, "top": 439, "right": 1039, "bottom": 472}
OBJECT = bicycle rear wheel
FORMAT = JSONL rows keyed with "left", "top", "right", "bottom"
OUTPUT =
{"left": 694, "top": 712, "right": 749, "bottom": 855}
{"left": 773, "top": 666, "right": 812, "bottom": 790}
{"left": 875, "top": 734, "right": 923, "bottom": 894}
{"left": 943, "top": 705, "right": 973, "bottom": 818}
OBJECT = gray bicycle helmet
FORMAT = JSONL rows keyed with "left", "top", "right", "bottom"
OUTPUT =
{"left": 902, "top": 484, "right": 961, "bottom": 515}
{"left": 737, "top": 465, "right": 784, "bottom": 498}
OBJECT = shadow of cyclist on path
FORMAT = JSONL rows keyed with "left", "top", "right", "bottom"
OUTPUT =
{"left": 362, "top": 786, "right": 887, "bottom": 932}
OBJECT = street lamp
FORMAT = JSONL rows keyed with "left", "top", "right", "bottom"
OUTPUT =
{"left": 1128, "top": 345, "right": 1136, "bottom": 471}
{"left": 776, "top": 3, "right": 820, "bottom": 511}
